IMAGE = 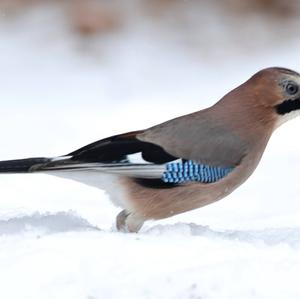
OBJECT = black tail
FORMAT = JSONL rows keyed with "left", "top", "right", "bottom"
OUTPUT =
{"left": 0, "top": 157, "right": 51, "bottom": 173}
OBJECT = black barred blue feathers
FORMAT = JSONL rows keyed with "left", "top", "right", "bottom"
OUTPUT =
{"left": 162, "top": 160, "right": 233, "bottom": 184}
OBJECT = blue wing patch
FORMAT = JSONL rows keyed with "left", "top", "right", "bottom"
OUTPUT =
{"left": 162, "top": 160, "right": 233, "bottom": 183}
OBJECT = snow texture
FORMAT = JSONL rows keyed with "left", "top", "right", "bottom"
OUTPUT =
{"left": 1, "top": 3, "right": 300, "bottom": 299}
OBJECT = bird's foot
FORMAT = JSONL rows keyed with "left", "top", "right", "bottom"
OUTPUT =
{"left": 116, "top": 209, "right": 144, "bottom": 233}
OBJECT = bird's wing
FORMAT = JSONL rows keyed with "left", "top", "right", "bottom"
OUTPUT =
{"left": 138, "top": 110, "right": 248, "bottom": 168}
{"left": 67, "top": 130, "right": 176, "bottom": 164}
{"left": 35, "top": 123, "right": 241, "bottom": 186}
{"left": 36, "top": 130, "right": 178, "bottom": 179}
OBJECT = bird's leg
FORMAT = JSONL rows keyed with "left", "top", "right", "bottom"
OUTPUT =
{"left": 116, "top": 209, "right": 144, "bottom": 233}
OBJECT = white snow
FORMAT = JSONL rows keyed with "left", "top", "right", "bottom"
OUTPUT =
{"left": 1, "top": 2, "right": 300, "bottom": 298}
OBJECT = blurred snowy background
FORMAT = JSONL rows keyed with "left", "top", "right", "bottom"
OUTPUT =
{"left": 1, "top": 0, "right": 300, "bottom": 298}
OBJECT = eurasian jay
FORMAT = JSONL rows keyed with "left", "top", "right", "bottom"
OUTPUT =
{"left": 0, "top": 67, "right": 299, "bottom": 232}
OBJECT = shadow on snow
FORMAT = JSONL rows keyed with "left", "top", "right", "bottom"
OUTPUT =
{"left": 0, "top": 213, "right": 300, "bottom": 247}
{"left": 0, "top": 211, "right": 99, "bottom": 235}
{"left": 145, "top": 223, "right": 300, "bottom": 246}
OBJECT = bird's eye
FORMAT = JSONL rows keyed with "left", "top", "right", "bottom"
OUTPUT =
{"left": 286, "top": 82, "right": 299, "bottom": 95}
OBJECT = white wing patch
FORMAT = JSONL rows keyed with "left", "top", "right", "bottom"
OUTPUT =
{"left": 126, "top": 152, "right": 151, "bottom": 164}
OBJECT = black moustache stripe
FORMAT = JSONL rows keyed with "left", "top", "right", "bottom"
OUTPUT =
{"left": 276, "top": 98, "right": 300, "bottom": 115}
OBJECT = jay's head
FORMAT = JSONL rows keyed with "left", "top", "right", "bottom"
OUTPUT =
{"left": 225, "top": 67, "right": 300, "bottom": 129}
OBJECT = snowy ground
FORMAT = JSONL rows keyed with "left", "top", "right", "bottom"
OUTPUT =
{"left": 1, "top": 3, "right": 300, "bottom": 299}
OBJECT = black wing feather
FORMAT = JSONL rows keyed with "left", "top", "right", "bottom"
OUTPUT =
{"left": 68, "top": 130, "right": 177, "bottom": 164}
